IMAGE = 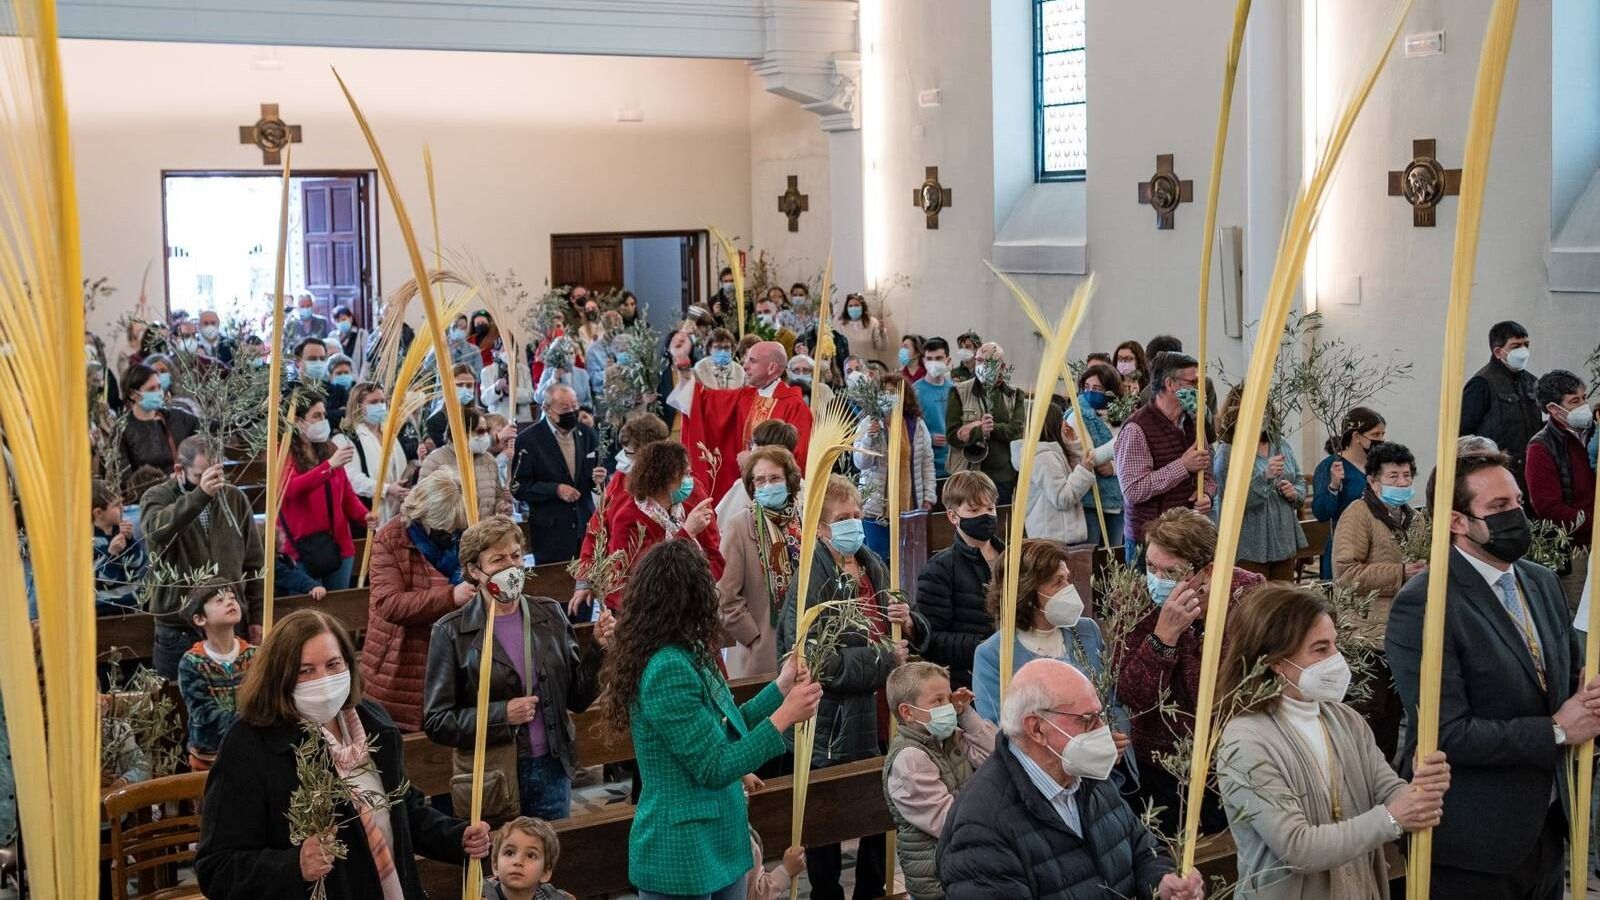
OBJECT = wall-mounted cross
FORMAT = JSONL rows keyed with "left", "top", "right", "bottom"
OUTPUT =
{"left": 1387, "top": 138, "right": 1461, "bottom": 227}
{"left": 913, "top": 166, "right": 953, "bottom": 229}
{"left": 1137, "top": 154, "right": 1193, "bottom": 230}
{"left": 239, "top": 103, "right": 302, "bottom": 165}
{"left": 777, "top": 175, "right": 810, "bottom": 232}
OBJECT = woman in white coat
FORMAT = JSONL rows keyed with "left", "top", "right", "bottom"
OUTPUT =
{"left": 336, "top": 382, "right": 411, "bottom": 524}
{"left": 1011, "top": 397, "right": 1097, "bottom": 545}
{"left": 851, "top": 372, "right": 937, "bottom": 562}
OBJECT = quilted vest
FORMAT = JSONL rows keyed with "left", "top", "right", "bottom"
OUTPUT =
{"left": 1471, "top": 360, "right": 1542, "bottom": 468}
{"left": 883, "top": 725, "right": 975, "bottom": 899}
{"left": 1123, "top": 401, "right": 1198, "bottom": 542}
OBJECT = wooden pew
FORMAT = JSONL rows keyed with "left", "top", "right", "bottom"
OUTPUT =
{"left": 1295, "top": 517, "right": 1330, "bottom": 582}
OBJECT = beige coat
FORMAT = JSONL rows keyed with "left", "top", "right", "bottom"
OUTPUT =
{"left": 417, "top": 445, "right": 511, "bottom": 522}
{"left": 1332, "top": 499, "right": 1410, "bottom": 639}
{"left": 1217, "top": 702, "right": 1408, "bottom": 900}
{"left": 716, "top": 505, "right": 796, "bottom": 679}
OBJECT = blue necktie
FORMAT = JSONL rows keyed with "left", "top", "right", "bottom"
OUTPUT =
{"left": 1495, "top": 571, "right": 1546, "bottom": 689}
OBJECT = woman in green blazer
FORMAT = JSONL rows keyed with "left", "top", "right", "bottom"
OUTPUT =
{"left": 600, "top": 538, "right": 822, "bottom": 899}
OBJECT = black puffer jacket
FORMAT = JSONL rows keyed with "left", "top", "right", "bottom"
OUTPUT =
{"left": 777, "top": 545, "right": 927, "bottom": 769}
{"left": 913, "top": 538, "right": 1000, "bottom": 689}
{"left": 937, "top": 735, "right": 1174, "bottom": 899}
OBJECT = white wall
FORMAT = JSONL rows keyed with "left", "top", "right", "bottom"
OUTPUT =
{"left": 748, "top": 69, "right": 835, "bottom": 288}
{"left": 63, "top": 39, "right": 753, "bottom": 344}
{"left": 1553, "top": 0, "right": 1600, "bottom": 233}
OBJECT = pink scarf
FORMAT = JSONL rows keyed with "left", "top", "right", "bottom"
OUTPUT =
{"left": 320, "top": 709, "right": 405, "bottom": 900}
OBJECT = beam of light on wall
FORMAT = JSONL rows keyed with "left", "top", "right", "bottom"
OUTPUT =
{"left": 861, "top": 0, "right": 887, "bottom": 292}
{"left": 1301, "top": 0, "right": 1321, "bottom": 313}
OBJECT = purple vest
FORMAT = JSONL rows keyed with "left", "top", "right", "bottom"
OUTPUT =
{"left": 1124, "top": 401, "right": 1199, "bottom": 543}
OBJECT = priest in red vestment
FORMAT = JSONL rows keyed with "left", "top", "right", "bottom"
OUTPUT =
{"left": 670, "top": 341, "right": 812, "bottom": 500}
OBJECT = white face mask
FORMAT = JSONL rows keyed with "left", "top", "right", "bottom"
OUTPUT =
{"left": 485, "top": 564, "right": 526, "bottom": 601}
{"left": 1563, "top": 404, "right": 1594, "bottom": 432}
{"left": 468, "top": 434, "right": 493, "bottom": 456}
{"left": 924, "top": 360, "right": 949, "bottom": 379}
{"left": 1044, "top": 718, "right": 1118, "bottom": 781}
{"left": 293, "top": 670, "right": 351, "bottom": 724}
{"left": 952, "top": 347, "right": 974, "bottom": 365}
{"left": 1284, "top": 653, "right": 1352, "bottom": 704}
{"left": 615, "top": 448, "right": 633, "bottom": 474}
{"left": 1042, "top": 584, "right": 1085, "bottom": 628}
{"left": 304, "top": 420, "right": 332, "bottom": 443}
{"left": 1504, "top": 346, "right": 1531, "bottom": 372}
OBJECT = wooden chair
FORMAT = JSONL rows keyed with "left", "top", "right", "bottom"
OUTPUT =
{"left": 102, "top": 770, "right": 208, "bottom": 900}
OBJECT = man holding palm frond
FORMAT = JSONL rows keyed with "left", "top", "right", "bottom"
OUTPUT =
{"left": 671, "top": 341, "right": 812, "bottom": 502}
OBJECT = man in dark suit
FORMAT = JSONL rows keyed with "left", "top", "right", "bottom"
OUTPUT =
{"left": 511, "top": 383, "right": 602, "bottom": 569}
{"left": 1387, "top": 447, "right": 1600, "bottom": 899}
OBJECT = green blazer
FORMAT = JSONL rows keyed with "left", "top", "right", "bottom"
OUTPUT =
{"left": 628, "top": 644, "right": 786, "bottom": 894}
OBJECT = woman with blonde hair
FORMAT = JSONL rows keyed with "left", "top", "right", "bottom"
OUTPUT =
{"left": 419, "top": 405, "right": 512, "bottom": 522}
{"left": 336, "top": 381, "right": 411, "bottom": 523}
{"left": 361, "top": 469, "right": 472, "bottom": 731}
{"left": 1217, "top": 584, "right": 1449, "bottom": 899}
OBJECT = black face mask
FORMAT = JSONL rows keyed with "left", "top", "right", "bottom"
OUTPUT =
{"left": 1468, "top": 507, "right": 1532, "bottom": 563}
{"left": 958, "top": 513, "right": 997, "bottom": 543}
{"left": 472, "top": 323, "right": 490, "bottom": 337}
{"left": 555, "top": 410, "right": 580, "bottom": 431}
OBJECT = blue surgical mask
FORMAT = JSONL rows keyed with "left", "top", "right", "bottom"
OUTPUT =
{"left": 848, "top": 305, "right": 864, "bottom": 321}
{"left": 157, "top": 372, "right": 172, "bottom": 391}
{"left": 1147, "top": 572, "right": 1178, "bottom": 606}
{"left": 448, "top": 327, "right": 466, "bottom": 343}
{"left": 898, "top": 347, "right": 912, "bottom": 367}
{"left": 754, "top": 483, "right": 790, "bottom": 510}
{"left": 296, "top": 306, "right": 314, "bottom": 320}
{"left": 139, "top": 390, "right": 165, "bottom": 412}
{"left": 827, "top": 517, "right": 865, "bottom": 555}
{"left": 616, "top": 351, "right": 635, "bottom": 366}
{"left": 711, "top": 349, "right": 733, "bottom": 367}
{"left": 364, "top": 403, "right": 388, "bottom": 425}
{"left": 672, "top": 475, "right": 695, "bottom": 505}
{"left": 456, "top": 386, "right": 476, "bottom": 406}
{"left": 303, "top": 360, "right": 328, "bottom": 381}
{"left": 336, "top": 320, "right": 352, "bottom": 335}
{"left": 331, "top": 373, "right": 354, "bottom": 389}
{"left": 1380, "top": 484, "right": 1415, "bottom": 507}
{"left": 911, "top": 703, "right": 960, "bottom": 740}
{"left": 1081, "top": 389, "right": 1109, "bottom": 411}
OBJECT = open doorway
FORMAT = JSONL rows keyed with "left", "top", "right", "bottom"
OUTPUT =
{"left": 551, "top": 230, "right": 707, "bottom": 334}
{"left": 162, "top": 170, "right": 379, "bottom": 329}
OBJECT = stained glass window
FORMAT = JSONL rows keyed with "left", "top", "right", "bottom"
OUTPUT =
{"left": 1035, "top": 0, "right": 1086, "bottom": 181}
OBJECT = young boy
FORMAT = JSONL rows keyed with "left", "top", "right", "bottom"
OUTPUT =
{"left": 914, "top": 471, "right": 1001, "bottom": 689}
{"left": 483, "top": 816, "right": 575, "bottom": 900}
{"left": 175, "top": 581, "right": 256, "bottom": 770}
{"left": 91, "top": 479, "right": 147, "bottom": 615}
{"left": 883, "top": 661, "right": 997, "bottom": 900}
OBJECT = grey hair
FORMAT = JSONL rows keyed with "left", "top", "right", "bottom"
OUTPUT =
{"left": 999, "top": 671, "right": 1057, "bottom": 740}
{"left": 402, "top": 468, "right": 466, "bottom": 531}
{"left": 544, "top": 382, "right": 578, "bottom": 404}
{"left": 1458, "top": 434, "right": 1499, "bottom": 454}
{"left": 327, "top": 353, "right": 354, "bottom": 373}
{"left": 176, "top": 435, "right": 211, "bottom": 469}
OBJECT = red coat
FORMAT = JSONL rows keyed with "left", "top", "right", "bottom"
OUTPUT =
{"left": 575, "top": 471, "right": 630, "bottom": 575}
{"left": 600, "top": 492, "right": 725, "bottom": 610}
{"left": 360, "top": 518, "right": 460, "bottom": 731}
{"left": 681, "top": 381, "right": 813, "bottom": 500}
{"left": 278, "top": 458, "right": 370, "bottom": 560}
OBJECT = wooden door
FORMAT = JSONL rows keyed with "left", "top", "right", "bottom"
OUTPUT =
{"left": 302, "top": 177, "right": 368, "bottom": 323}
{"left": 550, "top": 235, "right": 623, "bottom": 294}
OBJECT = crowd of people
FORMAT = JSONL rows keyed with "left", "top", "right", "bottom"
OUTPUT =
{"left": 19, "top": 283, "right": 1595, "bottom": 900}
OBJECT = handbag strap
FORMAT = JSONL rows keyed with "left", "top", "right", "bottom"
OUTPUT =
{"left": 277, "top": 476, "right": 334, "bottom": 543}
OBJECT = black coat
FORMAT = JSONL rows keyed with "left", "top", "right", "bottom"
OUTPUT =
{"left": 1386, "top": 548, "right": 1578, "bottom": 876}
{"left": 936, "top": 735, "right": 1173, "bottom": 899}
{"left": 196, "top": 701, "right": 467, "bottom": 900}
{"left": 913, "top": 538, "right": 1001, "bottom": 689}
{"left": 423, "top": 594, "right": 604, "bottom": 779}
{"left": 510, "top": 418, "right": 599, "bottom": 565}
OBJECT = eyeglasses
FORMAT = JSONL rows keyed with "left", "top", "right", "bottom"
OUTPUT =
{"left": 1039, "top": 707, "right": 1105, "bottom": 732}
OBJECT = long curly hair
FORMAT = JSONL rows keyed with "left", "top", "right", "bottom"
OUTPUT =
{"left": 598, "top": 538, "right": 723, "bottom": 735}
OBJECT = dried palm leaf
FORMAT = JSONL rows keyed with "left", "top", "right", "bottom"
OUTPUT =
{"left": 814, "top": 251, "right": 836, "bottom": 368}
{"left": 997, "top": 276, "right": 1096, "bottom": 703}
{"left": 886, "top": 383, "right": 907, "bottom": 630}
{"left": 1193, "top": 0, "right": 1253, "bottom": 498}
{"left": 333, "top": 68, "right": 488, "bottom": 898}
{"left": 1180, "top": 0, "right": 1413, "bottom": 875}
{"left": 262, "top": 147, "right": 293, "bottom": 632}
{"left": 1399, "top": 2, "right": 1520, "bottom": 896}
{"left": 0, "top": 2, "right": 97, "bottom": 894}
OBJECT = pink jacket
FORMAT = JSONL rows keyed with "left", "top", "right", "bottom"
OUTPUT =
{"left": 278, "top": 458, "right": 370, "bottom": 560}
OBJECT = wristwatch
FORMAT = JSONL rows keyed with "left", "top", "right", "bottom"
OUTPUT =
{"left": 1554, "top": 719, "right": 1568, "bottom": 746}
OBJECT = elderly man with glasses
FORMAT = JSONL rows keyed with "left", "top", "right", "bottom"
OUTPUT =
{"left": 938, "top": 658, "right": 1204, "bottom": 899}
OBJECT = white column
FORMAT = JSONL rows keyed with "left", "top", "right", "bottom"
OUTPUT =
{"left": 1243, "top": 0, "right": 1298, "bottom": 339}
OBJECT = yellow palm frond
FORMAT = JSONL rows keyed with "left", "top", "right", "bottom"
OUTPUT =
{"left": 262, "top": 147, "right": 294, "bottom": 632}
{"left": 886, "top": 383, "right": 907, "bottom": 629}
{"left": 1181, "top": 0, "right": 1414, "bottom": 875}
{"left": 708, "top": 225, "right": 746, "bottom": 338}
{"left": 814, "top": 250, "right": 836, "bottom": 368}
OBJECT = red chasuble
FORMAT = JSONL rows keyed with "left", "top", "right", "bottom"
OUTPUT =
{"left": 680, "top": 380, "right": 812, "bottom": 500}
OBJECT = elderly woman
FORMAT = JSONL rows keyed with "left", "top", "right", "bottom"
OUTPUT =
{"left": 418, "top": 405, "right": 512, "bottom": 521}
{"left": 1217, "top": 585, "right": 1449, "bottom": 899}
{"left": 596, "top": 441, "right": 724, "bottom": 611}
{"left": 1116, "top": 507, "right": 1265, "bottom": 837}
{"left": 716, "top": 446, "right": 803, "bottom": 679}
{"left": 361, "top": 470, "right": 472, "bottom": 732}
{"left": 336, "top": 381, "right": 411, "bottom": 523}
{"left": 1332, "top": 440, "right": 1423, "bottom": 640}
{"left": 424, "top": 516, "right": 610, "bottom": 822}
{"left": 117, "top": 362, "right": 202, "bottom": 478}
{"left": 196, "top": 609, "right": 490, "bottom": 898}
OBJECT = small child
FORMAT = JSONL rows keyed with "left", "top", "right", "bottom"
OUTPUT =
{"left": 91, "top": 479, "right": 146, "bottom": 615}
{"left": 744, "top": 824, "right": 805, "bottom": 900}
{"left": 175, "top": 581, "right": 256, "bottom": 771}
{"left": 883, "top": 661, "right": 998, "bottom": 900}
{"left": 483, "top": 816, "right": 575, "bottom": 900}
{"left": 273, "top": 551, "right": 328, "bottom": 600}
